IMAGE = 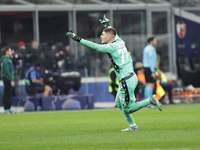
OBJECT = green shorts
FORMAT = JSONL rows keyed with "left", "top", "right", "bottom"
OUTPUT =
{"left": 115, "top": 74, "right": 138, "bottom": 108}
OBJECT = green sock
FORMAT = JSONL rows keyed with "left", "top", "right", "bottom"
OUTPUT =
{"left": 126, "top": 99, "right": 150, "bottom": 114}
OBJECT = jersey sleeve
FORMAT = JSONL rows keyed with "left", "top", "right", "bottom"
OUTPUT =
{"left": 80, "top": 39, "right": 114, "bottom": 53}
{"left": 30, "top": 71, "right": 37, "bottom": 80}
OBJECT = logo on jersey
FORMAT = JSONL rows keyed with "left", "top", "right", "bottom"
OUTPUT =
{"left": 176, "top": 20, "right": 186, "bottom": 39}
{"left": 104, "top": 44, "right": 109, "bottom": 48}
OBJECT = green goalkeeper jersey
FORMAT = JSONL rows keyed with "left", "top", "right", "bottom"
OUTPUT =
{"left": 80, "top": 35, "right": 134, "bottom": 81}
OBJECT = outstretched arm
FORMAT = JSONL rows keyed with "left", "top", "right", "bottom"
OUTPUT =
{"left": 80, "top": 39, "right": 113, "bottom": 53}
{"left": 66, "top": 28, "right": 113, "bottom": 53}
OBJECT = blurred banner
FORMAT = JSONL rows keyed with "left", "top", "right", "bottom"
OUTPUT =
{"left": 175, "top": 15, "right": 200, "bottom": 60}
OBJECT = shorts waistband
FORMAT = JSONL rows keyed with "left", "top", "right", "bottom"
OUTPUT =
{"left": 119, "top": 72, "right": 134, "bottom": 82}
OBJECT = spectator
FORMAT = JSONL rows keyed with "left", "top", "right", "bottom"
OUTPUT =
{"left": 63, "top": 43, "right": 73, "bottom": 70}
{"left": 0, "top": 46, "right": 15, "bottom": 114}
{"left": 108, "top": 66, "right": 119, "bottom": 107}
{"left": 56, "top": 48, "right": 65, "bottom": 73}
{"left": 14, "top": 41, "right": 32, "bottom": 69}
{"left": 0, "top": 43, "right": 7, "bottom": 58}
{"left": 134, "top": 62, "right": 146, "bottom": 100}
{"left": 24, "top": 61, "right": 51, "bottom": 97}
{"left": 29, "top": 40, "right": 40, "bottom": 63}
{"left": 45, "top": 41, "right": 63, "bottom": 72}
{"left": 108, "top": 66, "right": 119, "bottom": 98}
{"left": 155, "top": 61, "right": 174, "bottom": 104}
{"left": 77, "top": 54, "right": 88, "bottom": 69}
{"left": 17, "top": 41, "right": 26, "bottom": 51}
{"left": 135, "top": 62, "right": 146, "bottom": 85}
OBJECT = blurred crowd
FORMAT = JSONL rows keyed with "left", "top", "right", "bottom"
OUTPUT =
{"left": 0, "top": 40, "right": 76, "bottom": 79}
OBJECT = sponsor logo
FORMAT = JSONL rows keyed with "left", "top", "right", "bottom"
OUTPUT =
{"left": 104, "top": 44, "right": 109, "bottom": 48}
{"left": 176, "top": 20, "right": 186, "bottom": 39}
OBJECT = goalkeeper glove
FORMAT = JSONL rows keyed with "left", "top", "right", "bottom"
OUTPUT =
{"left": 99, "top": 14, "right": 110, "bottom": 28}
{"left": 66, "top": 28, "right": 81, "bottom": 42}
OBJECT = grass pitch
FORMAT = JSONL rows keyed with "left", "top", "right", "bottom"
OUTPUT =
{"left": 0, "top": 103, "right": 200, "bottom": 150}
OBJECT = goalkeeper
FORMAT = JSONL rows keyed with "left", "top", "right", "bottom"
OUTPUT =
{"left": 66, "top": 15, "right": 162, "bottom": 131}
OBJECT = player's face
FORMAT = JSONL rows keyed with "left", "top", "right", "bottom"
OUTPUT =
{"left": 7, "top": 48, "right": 12, "bottom": 57}
{"left": 100, "top": 31, "right": 110, "bottom": 44}
{"left": 36, "top": 66, "right": 41, "bottom": 71}
{"left": 32, "top": 41, "right": 38, "bottom": 49}
{"left": 152, "top": 38, "right": 157, "bottom": 47}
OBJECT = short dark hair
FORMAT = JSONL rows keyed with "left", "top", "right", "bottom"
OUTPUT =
{"left": 147, "top": 37, "right": 155, "bottom": 43}
{"left": 34, "top": 61, "right": 42, "bottom": 67}
{"left": 2, "top": 46, "right": 10, "bottom": 55}
{"left": 103, "top": 28, "right": 117, "bottom": 36}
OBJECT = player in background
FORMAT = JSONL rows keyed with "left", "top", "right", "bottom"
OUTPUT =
{"left": 143, "top": 37, "right": 157, "bottom": 108}
{"left": 66, "top": 15, "right": 162, "bottom": 131}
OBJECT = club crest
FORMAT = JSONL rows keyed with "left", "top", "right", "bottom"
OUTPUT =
{"left": 176, "top": 20, "right": 186, "bottom": 39}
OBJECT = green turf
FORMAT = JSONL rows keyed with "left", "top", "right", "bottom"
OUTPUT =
{"left": 0, "top": 103, "right": 200, "bottom": 150}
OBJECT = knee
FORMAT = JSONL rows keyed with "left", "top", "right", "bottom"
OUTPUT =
{"left": 123, "top": 108, "right": 131, "bottom": 114}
